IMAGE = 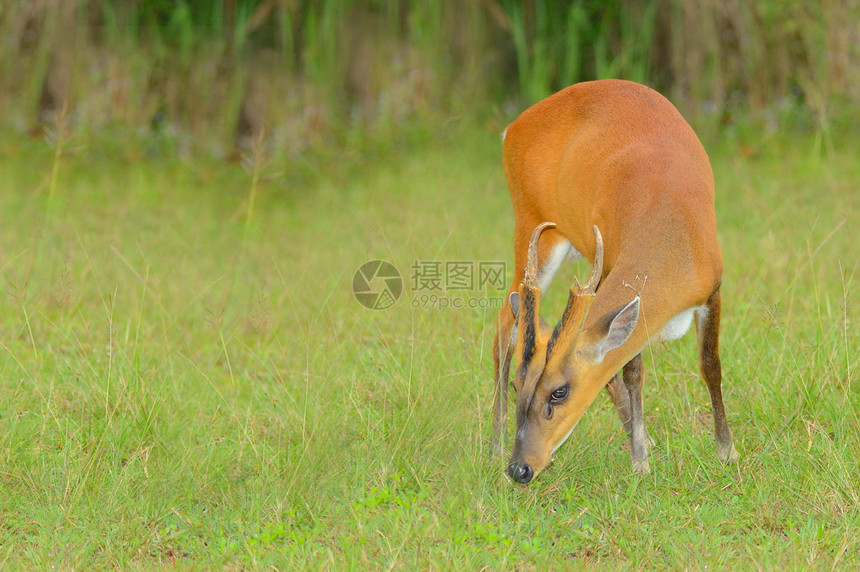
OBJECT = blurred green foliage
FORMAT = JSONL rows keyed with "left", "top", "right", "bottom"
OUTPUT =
{"left": 0, "top": 0, "right": 857, "bottom": 156}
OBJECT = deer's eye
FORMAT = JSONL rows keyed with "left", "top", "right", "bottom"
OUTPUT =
{"left": 550, "top": 385, "right": 569, "bottom": 403}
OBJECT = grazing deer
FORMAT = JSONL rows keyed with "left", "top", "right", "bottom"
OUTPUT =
{"left": 492, "top": 80, "right": 738, "bottom": 484}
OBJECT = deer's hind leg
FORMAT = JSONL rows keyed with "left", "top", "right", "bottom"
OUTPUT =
{"left": 696, "top": 290, "right": 738, "bottom": 464}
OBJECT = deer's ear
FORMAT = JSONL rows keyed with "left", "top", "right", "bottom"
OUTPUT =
{"left": 582, "top": 297, "right": 640, "bottom": 363}
{"left": 509, "top": 292, "right": 520, "bottom": 319}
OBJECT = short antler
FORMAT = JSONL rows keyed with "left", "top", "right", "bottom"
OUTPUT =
{"left": 523, "top": 222, "right": 556, "bottom": 288}
{"left": 583, "top": 225, "right": 604, "bottom": 292}
{"left": 573, "top": 225, "right": 604, "bottom": 293}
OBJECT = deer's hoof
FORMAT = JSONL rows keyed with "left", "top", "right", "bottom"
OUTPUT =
{"left": 632, "top": 458, "right": 650, "bottom": 475}
{"left": 719, "top": 443, "right": 739, "bottom": 464}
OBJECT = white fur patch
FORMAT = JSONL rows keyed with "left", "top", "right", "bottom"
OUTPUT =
{"left": 538, "top": 240, "right": 574, "bottom": 291}
{"left": 565, "top": 245, "right": 583, "bottom": 262}
{"left": 656, "top": 306, "right": 704, "bottom": 341}
{"left": 695, "top": 305, "right": 710, "bottom": 335}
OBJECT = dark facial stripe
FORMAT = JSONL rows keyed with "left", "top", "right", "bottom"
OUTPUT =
{"left": 546, "top": 294, "right": 576, "bottom": 359}
{"left": 546, "top": 291, "right": 592, "bottom": 360}
{"left": 515, "top": 285, "right": 542, "bottom": 428}
{"left": 517, "top": 287, "right": 538, "bottom": 367}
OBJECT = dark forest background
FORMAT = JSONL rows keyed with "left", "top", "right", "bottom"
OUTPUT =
{"left": 2, "top": 0, "right": 858, "bottom": 157}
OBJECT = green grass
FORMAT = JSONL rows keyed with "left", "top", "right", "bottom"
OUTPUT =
{"left": 0, "top": 123, "right": 858, "bottom": 569}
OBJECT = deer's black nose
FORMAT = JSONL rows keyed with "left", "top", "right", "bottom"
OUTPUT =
{"left": 507, "top": 462, "right": 534, "bottom": 484}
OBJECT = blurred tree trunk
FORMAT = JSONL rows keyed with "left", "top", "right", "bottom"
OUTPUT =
{"left": 33, "top": 0, "right": 77, "bottom": 134}
{"left": 224, "top": 0, "right": 237, "bottom": 55}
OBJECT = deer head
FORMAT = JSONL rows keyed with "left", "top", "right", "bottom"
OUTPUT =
{"left": 507, "top": 223, "right": 640, "bottom": 484}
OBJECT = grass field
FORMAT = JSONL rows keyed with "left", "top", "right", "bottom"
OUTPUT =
{"left": 0, "top": 121, "right": 858, "bottom": 568}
